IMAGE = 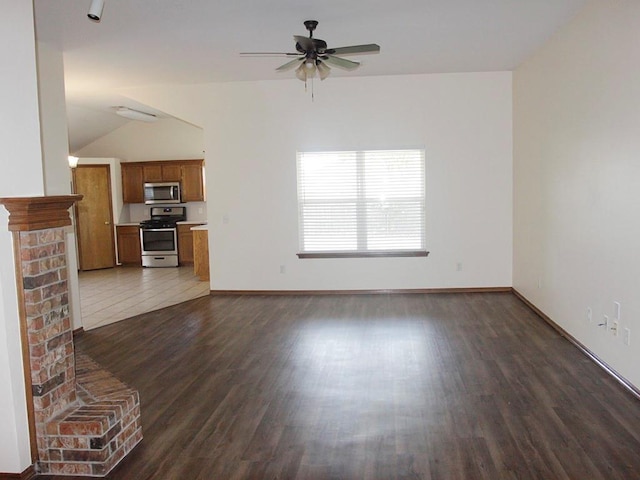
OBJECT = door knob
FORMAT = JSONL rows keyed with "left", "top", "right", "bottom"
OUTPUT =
{"left": 104, "top": 221, "right": 110, "bottom": 225}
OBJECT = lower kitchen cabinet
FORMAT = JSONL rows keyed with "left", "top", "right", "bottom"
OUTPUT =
{"left": 178, "top": 223, "right": 204, "bottom": 264}
{"left": 116, "top": 225, "right": 141, "bottom": 265}
{"left": 193, "top": 228, "right": 209, "bottom": 281}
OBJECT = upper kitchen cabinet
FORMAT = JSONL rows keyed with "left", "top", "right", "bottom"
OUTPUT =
{"left": 181, "top": 162, "right": 205, "bottom": 202}
{"left": 121, "top": 164, "right": 144, "bottom": 203}
{"left": 143, "top": 163, "right": 181, "bottom": 182}
{"left": 121, "top": 159, "right": 204, "bottom": 203}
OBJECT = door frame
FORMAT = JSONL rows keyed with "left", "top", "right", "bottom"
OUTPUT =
{"left": 72, "top": 164, "right": 116, "bottom": 270}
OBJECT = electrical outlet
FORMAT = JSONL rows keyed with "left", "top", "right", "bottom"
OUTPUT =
{"left": 586, "top": 307, "right": 592, "bottom": 323}
{"left": 624, "top": 328, "right": 631, "bottom": 346}
{"left": 611, "top": 320, "right": 619, "bottom": 336}
{"left": 456, "top": 262, "right": 462, "bottom": 272}
{"left": 279, "top": 265, "right": 286, "bottom": 274}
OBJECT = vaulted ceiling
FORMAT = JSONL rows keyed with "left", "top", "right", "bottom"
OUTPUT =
{"left": 33, "top": 0, "right": 587, "bottom": 152}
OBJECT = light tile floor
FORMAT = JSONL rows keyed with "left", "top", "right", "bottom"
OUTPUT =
{"left": 77, "top": 266, "right": 210, "bottom": 330}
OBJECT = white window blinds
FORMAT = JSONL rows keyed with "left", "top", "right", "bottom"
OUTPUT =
{"left": 297, "top": 149, "right": 426, "bottom": 257}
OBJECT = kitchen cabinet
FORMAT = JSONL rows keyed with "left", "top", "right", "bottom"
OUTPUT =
{"left": 193, "top": 228, "right": 209, "bottom": 281}
{"left": 121, "top": 165, "right": 144, "bottom": 204}
{"left": 161, "top": 164, "right": 182, "bottom": 182}
{"left": 177, "top": 223, "right": 204, "bottom": 264}
{"left": 143, "top": 163, "right": 181, "bottom": 182}
{"left": 121, "top": 159, "right": 204, "bottom": 204}
{"left": 116, "top": 225, "right": 142, "bottom": 265}
{"left": 142, "top": 164, "right": 162, "bottom": 182}
{"left": 180, "top": 163, "right": 205, "bottom": 202}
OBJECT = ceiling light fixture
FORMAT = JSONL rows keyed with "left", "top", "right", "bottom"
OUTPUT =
{"left": 115, "top": 107, "right": 158, "bottom": 122}
{"left": 87, "top": 0, "right": 104, "bottom": 22}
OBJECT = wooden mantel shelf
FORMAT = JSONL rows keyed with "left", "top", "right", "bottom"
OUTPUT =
{"left": 0, "top": 195, "right": 83, "bottom": 232}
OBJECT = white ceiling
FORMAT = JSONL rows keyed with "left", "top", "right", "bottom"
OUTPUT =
{"left": 33, "top": 0, "right": 587, "bottom": 152}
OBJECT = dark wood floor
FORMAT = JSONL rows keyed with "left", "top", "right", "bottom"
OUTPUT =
{"left": 40, "top": 292, "right": 640, "bottom": 479}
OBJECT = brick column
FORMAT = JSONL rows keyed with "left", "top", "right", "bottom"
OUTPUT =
{"left": 0, "top": 195, "right": 82, "bottom": 466}
{"left": 20, "top": 227, "right": 77, "bottom": 461}
{"left": 1, "top": 195, "right": 143, "bottom": 476}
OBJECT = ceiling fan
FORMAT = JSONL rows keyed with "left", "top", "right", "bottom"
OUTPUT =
{"left": 240, "top": 20, "right": 380, "bottom": 82}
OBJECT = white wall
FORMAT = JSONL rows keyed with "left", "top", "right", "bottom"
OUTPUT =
{"left": 35, "top": 41, "right": 85, "bottom": 334}
{"left": 0, "top": 1, "right": 44, "bottom": 473}
{"left": 37, "top": 41, "right": 72, "bottom": 196}
{"left": 74, "top": 117, "right": 204, "bottom": 161}
{"left": 125, "top": 72, "right": 513, "bottom": 291}
{"left": 514, "top": 0, "right": 640, "bottom": 388}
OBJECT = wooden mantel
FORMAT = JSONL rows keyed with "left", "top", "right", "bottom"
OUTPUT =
{"left": 0, "top": 194, "right": 83, "bottom": 231}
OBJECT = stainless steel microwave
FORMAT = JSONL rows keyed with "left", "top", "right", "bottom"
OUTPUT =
{"left": 144, "top": 182, "right": 181, "bottom": 204}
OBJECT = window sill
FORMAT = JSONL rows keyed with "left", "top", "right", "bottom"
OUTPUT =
{"left": 297, "top": 250, "right": 429, "bottom": 259}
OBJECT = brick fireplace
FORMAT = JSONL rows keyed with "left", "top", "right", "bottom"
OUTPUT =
{"left": 0, "top": 196, "right": 142, "bottom": 476}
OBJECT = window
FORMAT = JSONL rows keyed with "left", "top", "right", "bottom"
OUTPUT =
{"left": 296, "top": 149, "right": 427, "bottom": 258}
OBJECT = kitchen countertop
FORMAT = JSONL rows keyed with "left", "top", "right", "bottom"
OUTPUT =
{"left": 190, "top": 224, "right": 208, "bottom": 231}
{"left": 116, "top": 223, "right": 141, "bottom": 227}
{"left": 177, "top": 221, "right": 207, "bottom": 225}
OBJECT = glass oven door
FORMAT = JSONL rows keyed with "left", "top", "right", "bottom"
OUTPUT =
{"left": 140, "top": 228, "right": 177, "bottom": 255}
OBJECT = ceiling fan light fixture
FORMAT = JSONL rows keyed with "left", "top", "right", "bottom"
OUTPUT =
{"left": 115, "top": 107, "right": 158, "bottom": 122}
{"left": 317, "top": 61, "right": 331, "bottom": 80}
{"left": 305, "top": 62, "right": 317, "bottom": 79}
{"left": 295, "top": 63, "right": 307, "bottom": 82}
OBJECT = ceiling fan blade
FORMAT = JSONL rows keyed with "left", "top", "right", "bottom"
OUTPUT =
{"left": 294, "top": 35, "right": 314, "bottom": 52}
{"left": 317, "top": 61, "right": 331, "bottom": 80}
{"left": 276, "top": 57, "right": 304, "bottom": 71}
{"left": 326, "top": 44, "right": 380, "bottom": 56}
{"left": 323, "top": 55, "right": 360, "bottom": 70}
{"left": 240, "top": 52, "right": 301, "bottom": 57}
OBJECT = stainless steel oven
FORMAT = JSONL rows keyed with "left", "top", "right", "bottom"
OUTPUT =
{"left": 139, "top": 206, "right": 186, "bottom": 267}
{"left": 140, "top": 227, "right": 178, "bottom": 267}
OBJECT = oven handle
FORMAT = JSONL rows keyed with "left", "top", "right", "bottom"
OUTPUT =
{"left": 141, "top": 228, "right": 177, "bottom": 232}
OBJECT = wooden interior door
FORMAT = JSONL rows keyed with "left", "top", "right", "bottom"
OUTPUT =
{"left": 73, "top": 165, "right": 116, "bottom": 270}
